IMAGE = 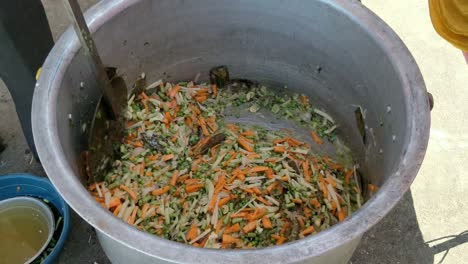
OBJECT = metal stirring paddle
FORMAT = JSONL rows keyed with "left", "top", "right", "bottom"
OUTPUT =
{"left": 63, "top": 0, "right": 128, "bottom": 181}
{"left": 62, "top": 0, "right": 126, "bottom": 118}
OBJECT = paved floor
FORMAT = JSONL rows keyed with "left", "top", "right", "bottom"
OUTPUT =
{"left": 1, "top": 0, "right": 467, "bottom": 263}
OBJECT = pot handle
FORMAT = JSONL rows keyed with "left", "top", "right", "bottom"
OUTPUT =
{"left": 427, "top": 92, "right": 434, "bottom": 111}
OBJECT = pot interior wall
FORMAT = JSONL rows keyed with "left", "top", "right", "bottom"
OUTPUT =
{"left": 57, "top": 0, "right": 407, "bottom": 193}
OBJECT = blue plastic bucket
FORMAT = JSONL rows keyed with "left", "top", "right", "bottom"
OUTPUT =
{"left": 0, "top": 174, "right": 70, "bottom": 264}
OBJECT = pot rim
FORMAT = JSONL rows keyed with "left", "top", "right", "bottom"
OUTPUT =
{"left": 32, "top": 0, "right": 430, "bottom": 263}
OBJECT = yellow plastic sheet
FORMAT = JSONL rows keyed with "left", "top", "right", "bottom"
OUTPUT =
{"left": 429, "top": 0, "right": 468, "bottom": 51}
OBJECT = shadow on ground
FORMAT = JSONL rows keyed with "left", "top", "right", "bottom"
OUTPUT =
{"left": 351, "top": 191, "right": 433, "bottom": 264}
{"left": 352, "top": 191, "right": 468, "bottom": 264}
{"left": 426, "top": 230, "right": 468, "bottom": 264}
{"left": 57, "top": 211, "right": 111, "bottom": 264}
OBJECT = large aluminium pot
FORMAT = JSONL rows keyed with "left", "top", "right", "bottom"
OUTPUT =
{"left": 32, "top": 0, "right": 430, "bottom": 263}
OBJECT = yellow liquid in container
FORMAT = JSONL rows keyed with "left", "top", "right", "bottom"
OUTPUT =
{"left": 0, "top": 206, "right": 49, "bottom": 264}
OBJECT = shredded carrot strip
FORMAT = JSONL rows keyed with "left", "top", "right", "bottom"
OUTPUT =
{"left": 127, "top": 206, "right": 139, "bottom": 225}
{"left": 291, "top": 198, "right": 303, "bottom": 204}
{"left": 310, "top": 131, "right": 323, "bottom": 145}
{"left": 171, "top": 132, "right": 179, "bottom": 143}
{"left": 241, "top": 136, "right": 253, "bottom": 144}
{"left": 345, "top": 170, "right": 353, "bottom": 184}
{"left": 237, "top": 172, "right": 246, "bottom": 182}
{"left": 113, "top": 204, "right": 122, "bottom": 216}
{"left": 206, "top": 116, "right": 218, "bottom": 132}
{"left": 246, "top": 208, "right": 266, "bottom": 221}
{"left": 318, "top": 175, "right": 328, "bottom": 199}
{"left": 273, "top": 146, "right": 286, "bottom": 153}
{"left": 299, "top": 94, "right": 309, "bottom": 106}
{"left": 230, "top": 212, "right": 248, "bottom": 218}
{"left": 338, "top": 207, "right": 347, "bottom": 222}
{"left": 325, "top": 176, "right": 337, "bottom": 187}
{"left": 134, "top": 140, "right": 144, "bottom": 148}
{"left": 185, "top": 117, "right": 193, "bottom": 127}
{"left": 310, "top": 198, "right": 321, "bottom": 209}
{"left": 185, "top": 178, "right": 202, "bottom": 185}
{"left": 266, "top": 182, "right": 279, "bottom": 193}
{"left": 222, "top": 234, "right": 241, "bottom": 244}
{"left": 214, "top": 175, "right": 226, "bottom": 193}
{"left": 304, "top": 207, "right": 312, "bottom": 218}
{"left": 265, "top": 157, "right": 279, "bottom": 163}
{"left": 88, "top": 182, "right": 103, "bottom": 191}
{"left": 198, "top": 116, "right": 210, "bottom": 136}
{"left": 177, "top": 174, "right": 190, "bottom": 183}
{"left": 216, "top": 220, "right": 223, "bottom": 234}
{"left": 120, "top": 185, "right": 138, "bottom": 200}
{"left": 195, "top": 95, "right": 208, "bottom": 102}
{"left": 287, "top": 137, "right": 304, "bottom": 146}
{"left": 272, "top": 234, "right": 286, "bottom": 245}
{"left": 148, "top": 155, "right": 158, "bottom": 161}
{"left": 162, "top": 154, "right": 174, "bottom": 161}
{"left": 222, "top": 151, "right": 236, "bottom": 167}
{"left": 256, "top": 196, "right": 271, "bottom": 206}
{"left": 126, "top": 121, "right": 137, "bottom": 129}
{"left": 237, "top": 136, "right": 254, "bottom": 152}
{"left": 208, "top": 193, "right": 218, "bottom": 212}
{"left": 224, "top": 223, "right": 241, "bottom": 234}
{"left": 297, "top": 217, "right": 305, "bottom": 229}
{"left": 211, "top": 84, "right": 218, "bottom": 96}
{"left": 141, "top": 203, "right": 150, "bottom": 219}
{"left": 261, "top": 217, "right": 273, "bottom": 229}
{"left": 250, "top": 166, "right": 269, "bottom": 173}
{"left": 265, "top": 168, "right": 274, "bottom": 179}
{"left": 185, "top": 183, "right": 204, "bottom": 193}
{"left": 242, "top": 221, "right": 257, "bottom": 233}
{"left": 169, "top": 170, "right": 179, "bottom": 186}
{"left": 300, "top": 226, "right": 315, "bottom": 236}
{"left": 168, "top": 84, "right": 180, "bottom": 98}
{"left": 280, "top": 222, "right": 290, "bottom": 234}
{"left": 249, "top": 188, "right": 261, "bottom": 196}
{"left": 151, "top": 186, "right": 170, "bottom": 196}
{"left": 142, "top": 100, "right": 149, "bottom": 114}
{"left": 330, "top": 163, "right": 344, "bottom": 171}
{"left": 241, "top": 130, "right": 256, "bottom": 137}
{"left": 109, "top": 197, "right": 121, "bottom": 208}
{"left": 243, "top": 188, "right": 254, "bottom": 194}
{"left": 302, "top": 161, "right": 311, "bottom": 182}
{"left": 247, "top": 153, "right": 261, "bottom": 159}
{"left": 140, "top": 92, "right": 150, "bottom": 100}
{"left": 226, "top": 123, "right": 239, "bottom": 132}
{"left": 196, "top": 88, "right": 210, "bottom": 94}
{"left": 218, "top": 196, "right": 232, "bottom": 207}
{"left": 273, "top": 138, "right": 287, "bottom": 145}
{"left": 186, "top": 223, "right": 198, "bottom": 241}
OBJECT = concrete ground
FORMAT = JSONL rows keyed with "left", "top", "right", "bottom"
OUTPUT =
{"left": 0, "top": 0, "right": 467, "bottom": 263}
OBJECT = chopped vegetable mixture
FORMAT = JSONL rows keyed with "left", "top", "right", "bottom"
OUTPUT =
{"left": 88, "top": 79, "right": 363, "bottom": 249}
